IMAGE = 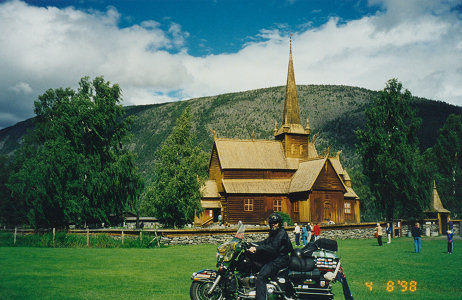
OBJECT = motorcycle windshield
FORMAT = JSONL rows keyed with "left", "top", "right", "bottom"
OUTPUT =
{"left": 217, "top": 221, "right": 245, "bottom": 262}
{"left": 234, "top": 221, "right": 245, "bottom": 240}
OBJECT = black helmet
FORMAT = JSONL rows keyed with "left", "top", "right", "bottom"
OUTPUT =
{"left": 268, "top": 213, "right": 283, "bottom": 227}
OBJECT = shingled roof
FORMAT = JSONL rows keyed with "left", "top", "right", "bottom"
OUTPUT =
{"left": 426, "top": 181, "right": 450, "bottom": 213}
{"left": 289, "top": 158, "right": 326, "bottom": 193}
{"left": 214, "top": 138, "right": 293, "bottom": 170}
{"left": 201, "top": 180, "right": 220, "bottom": 198}
{"left": 222, "top": 179, "right": 291, "bottom": 194}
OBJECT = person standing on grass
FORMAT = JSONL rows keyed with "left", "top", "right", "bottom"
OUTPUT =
{"left": 447, "top": 230, "right": 454, "bottom": 254}
{"left": 301, "top": 224, "right": 308, "bottom": 245}
{"left": 313, "top": 223, "right": 321, "bottom": 241}
{"left": 411, "top": 223, "right": 422, "bottom": 253}
{"left": 448, "top": 217, "right": 453, "bottom": 232}
{"left": 294, "top": 223, "right": 301, "bottom": 246}
{"left": 375, "top": 223, "right": 383, "bottom": 246}
{"left": 386, "top": 223, "right": 392, "bottom": 244}
{"left": 306, "top": 223, "right": 312, "bottom": 242}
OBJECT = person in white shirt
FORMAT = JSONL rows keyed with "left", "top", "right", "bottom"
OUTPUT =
{"left": 294, "top": 223, "right": 301, "bottom": 246}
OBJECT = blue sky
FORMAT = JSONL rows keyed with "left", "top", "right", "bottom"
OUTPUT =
{"left": 1, "top": 0, "right": 462, "bottom": 129}
{"left": 22, "top": 0, "right": 381, "bottom": 56}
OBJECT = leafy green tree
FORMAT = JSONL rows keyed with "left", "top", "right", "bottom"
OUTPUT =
{"left": 141, "top": 107, "right": 208, "bottom": 228}
{"left": 424, "top": 114, "right": 462, "bottom": 217}
{"left": 0, "top": 155, "right": 25, "bottom": 226}
{"left": 7, "top": 76, "right": 143, "bottom": 228}
{"left": 356, "top": 79, "right": 431, "bottom": 221}
{"left": 348, "top": 169, "right": 379, "bottom": 221}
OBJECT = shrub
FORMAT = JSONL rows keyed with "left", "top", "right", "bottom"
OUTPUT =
{"left": 277, "top": 212, "right": 293, "bottom": 226}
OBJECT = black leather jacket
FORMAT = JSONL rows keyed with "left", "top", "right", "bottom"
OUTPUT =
{"left": 256, "top": 227, "right": 293, "bottom": 261}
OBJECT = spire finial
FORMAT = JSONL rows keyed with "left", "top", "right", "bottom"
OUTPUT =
{"left": 290, "top": 33, "right": 293, "bottom": 54}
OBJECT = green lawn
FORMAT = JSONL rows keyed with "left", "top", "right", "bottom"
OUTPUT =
{"left": 0, "top": 237, "right": 460, "bottom": 300}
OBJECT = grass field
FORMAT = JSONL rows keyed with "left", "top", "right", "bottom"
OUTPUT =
{"left": 0, "top": 237, "right": 461, "bottom": 300}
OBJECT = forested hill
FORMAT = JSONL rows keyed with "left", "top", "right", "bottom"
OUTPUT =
{"left": 1, "top": 84, "right": 462, "bottom": 181}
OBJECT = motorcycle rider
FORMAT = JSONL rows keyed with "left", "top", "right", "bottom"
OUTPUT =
{"left": 249, "top": 213, "right": 293, "bottom": 300}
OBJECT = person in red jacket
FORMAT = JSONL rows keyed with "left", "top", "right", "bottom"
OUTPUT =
{"left": 313, "top": 223, "right": 321, "bottom": 241}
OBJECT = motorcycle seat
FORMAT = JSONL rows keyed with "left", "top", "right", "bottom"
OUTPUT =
{"left": 289, "top": 255, "right": 316, "bottom": 272}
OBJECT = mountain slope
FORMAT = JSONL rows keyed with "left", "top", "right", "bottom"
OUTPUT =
{"left": 1, "top": 84, "right": 461, "bottom": 183}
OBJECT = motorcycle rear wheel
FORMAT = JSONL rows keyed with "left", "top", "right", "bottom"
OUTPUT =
{"left": 190, "top": 281, "right": 224, "bottom": 300}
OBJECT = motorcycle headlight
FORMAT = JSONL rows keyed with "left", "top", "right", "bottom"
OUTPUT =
{"left": 216, "top": 251, "right": 224, "bottom": 262}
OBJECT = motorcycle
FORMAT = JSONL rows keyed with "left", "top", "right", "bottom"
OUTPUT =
{"left": 190, "top": 222, "right": 353, "bottom": 300}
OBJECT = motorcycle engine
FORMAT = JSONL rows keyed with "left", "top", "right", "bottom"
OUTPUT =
{"left": 240, "top": 275, "right": 256, "bottom": 289}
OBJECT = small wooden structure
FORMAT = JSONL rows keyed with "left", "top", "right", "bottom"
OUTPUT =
{"left": 197, "top": 43, "right": 360, "bottom": 225}
{"left": 425, "top": 181, "right": 450, "bottom": 234}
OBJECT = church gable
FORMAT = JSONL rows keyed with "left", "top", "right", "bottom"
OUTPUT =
{"left": 312, "top": 159, "right": 346, "bottom": 192}
{"left": 208, "top": 145, "right": 222, "bottom": 181}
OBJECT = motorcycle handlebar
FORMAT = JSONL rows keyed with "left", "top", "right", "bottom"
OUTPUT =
{"left": 242, "top": 242, "right": 258, "bottom": 250}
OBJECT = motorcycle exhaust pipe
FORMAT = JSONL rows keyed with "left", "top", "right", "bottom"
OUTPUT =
{"left": 207, "top": 274, "right": 221, "bottom": 295}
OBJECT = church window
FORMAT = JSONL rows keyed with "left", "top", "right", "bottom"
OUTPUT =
{"left": 344, "top": 202, "right": 352, "bottom": 214}
{"left": 299, "top": 144, "right": 303, "bottom": 155}
{"left": 244, "top": 199, "right": 254, "bottom": 212}
{"left": 273, "top": 199, "right": 282, "bottom": 212}
{"left": 293, "top": 201, "right": 299, "bottom": 213}
{"left": 291, "top": 144, "right": 296, "bottom": 154}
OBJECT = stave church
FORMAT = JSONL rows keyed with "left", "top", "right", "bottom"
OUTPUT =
{"left": 196, "top": 43, "right": 360, "bottom": 226}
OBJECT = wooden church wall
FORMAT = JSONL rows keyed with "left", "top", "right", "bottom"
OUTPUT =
{"left": 226, "top": 195, "right": 290, "bottom": 224}
{"left": 310, "top": 190, "right": 344, "bottom": 224}
{"left": 227, "top": 195, "right": 264, "bottom": 224}
{"left": 309, "top": 161, "right": 346, "bottom": 224}
{"left": 343, "top": 200, "right": 356, "bottom": 223}
{"left": 209, "top": 148, "right": 224, "bottom": 192}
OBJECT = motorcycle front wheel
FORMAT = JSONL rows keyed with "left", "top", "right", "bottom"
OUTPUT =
{"left": 190, "top": 281, "right": 223, "bottom": 300}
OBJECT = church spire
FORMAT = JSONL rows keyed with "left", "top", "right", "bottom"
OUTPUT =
{"left": 274, "top": 37, "right": 309, "bottom": 137}
{"left": 282, "top": 35, "right": 301, "bottom": 126}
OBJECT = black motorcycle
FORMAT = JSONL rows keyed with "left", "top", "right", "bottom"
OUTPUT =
{"left": 190, "top": 222, "right": 353, "bottom": 300}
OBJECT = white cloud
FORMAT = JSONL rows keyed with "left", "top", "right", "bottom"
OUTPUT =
{"left": 9, "top": 82, "right": 33, "bottom": 94}
{"left": 0, "top": 0, "right": 461, "bottom": 129}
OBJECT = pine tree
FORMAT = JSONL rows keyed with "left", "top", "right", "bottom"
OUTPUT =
{"left": 425, "top": 114, "right": 462, "bottom": 216}
{"left": 356, "top": 79, "right": 431, "bottom": 221}
{"left": 142, "top": 107, "right": 208, "bottom": 228}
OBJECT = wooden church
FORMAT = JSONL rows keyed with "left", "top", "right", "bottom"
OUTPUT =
{"left": 197, "top": 44, "right": 360, "bottom": 226}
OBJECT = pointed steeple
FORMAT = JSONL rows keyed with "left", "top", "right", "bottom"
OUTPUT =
{"left": 283, "top": 36, "right": 301, "bottom": 126}
{"left": 429, "top": 181, "right": 450, "bottom": 213}
{"left": 274, "top": 37, "right": 309, "bottom": 137}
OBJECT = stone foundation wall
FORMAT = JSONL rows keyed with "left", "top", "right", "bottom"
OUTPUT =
{"left": 160, "top": 222, "right": 461, "bottom": 246}
{"left": 161, "top": 227, "right": 379, "bottom": 246}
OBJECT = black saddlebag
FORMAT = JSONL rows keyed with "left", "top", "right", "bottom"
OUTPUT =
{"left": 315, "top": 238, "right": 338, "bottom": 252}
{"left": 300, "top": 242, "right": 318, "bottom": 258}
{"left": 289, "top": 250, "right": 316, "bottom": 272}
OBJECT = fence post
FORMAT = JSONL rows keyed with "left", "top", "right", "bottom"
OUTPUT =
{"left": 154, "top": 230, "right": 160, "bottom": 247}
{"left": 14, "top": 227, "right": 17, "bottom": 245}
{"left": 140, "top": 230, "right": 143, "bottom": 241}
{"left": 86, "top": 227, "right": 89, "bottom": 247}
{"left": 53, "top": 228, "right": 55, "bottom": 247}
{"left": 121, "top": 231, "right": 124, "bottom": 245}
